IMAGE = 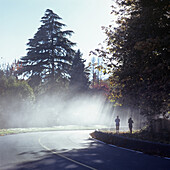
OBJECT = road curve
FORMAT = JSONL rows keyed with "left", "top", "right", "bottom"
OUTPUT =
{"left": 0, "top": 130, "right": 170, "bottom": 170}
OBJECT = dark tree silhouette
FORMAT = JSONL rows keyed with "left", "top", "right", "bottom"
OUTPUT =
{"left": 19, "top": 9, "right": 76, "bottom": 91}
{"left": 69, "top": 50, "right": 89, "bottom": 92}
{"left": 95, "top": 0, "right": 169, "bottom": 118}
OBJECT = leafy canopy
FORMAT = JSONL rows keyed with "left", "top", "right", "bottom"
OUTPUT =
{"left": 95, "top": 0, "right": 169, "bottom": 118}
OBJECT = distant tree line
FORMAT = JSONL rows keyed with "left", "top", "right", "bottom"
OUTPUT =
{"left": 0, "top": 9, "right": 92, "bottom": 127}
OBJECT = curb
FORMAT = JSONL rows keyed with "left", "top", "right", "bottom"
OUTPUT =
{"left": 90, "top": 131, "right": 170, "bottom": 158}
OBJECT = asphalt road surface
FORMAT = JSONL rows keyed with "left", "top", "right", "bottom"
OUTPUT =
{"left": 0, "top": 130, "right": 170, "bottom": 170}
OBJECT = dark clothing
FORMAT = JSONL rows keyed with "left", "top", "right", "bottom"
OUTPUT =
{"left": 115, "top": 117, "right": 120, "bottom": 133}
{"left": 128, "top": 118, "right": 134, "bottom": 127}
{"left": 128, "top": 118, "right": 134, "bottom": 133}
{"left": 115, "top": 118, "right": 120, "bottom": 126}
{"left": 116, "top": 125, "right": 119, "bottom": 130}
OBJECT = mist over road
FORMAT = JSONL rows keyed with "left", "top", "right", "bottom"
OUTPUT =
{"left": 0, "top": 130, "right": 169, "bottom": 170}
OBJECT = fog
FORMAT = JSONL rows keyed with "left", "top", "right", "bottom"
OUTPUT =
{"left": 0, "top": 92, "right": 145, "bottom": 130}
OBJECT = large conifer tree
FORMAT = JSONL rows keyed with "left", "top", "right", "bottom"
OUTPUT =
{"left": 20, "top": 9, "right": 76, "bottom": 87}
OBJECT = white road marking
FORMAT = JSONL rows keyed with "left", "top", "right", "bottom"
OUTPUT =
{"left": 38, "top": 134, "right": 97, "bottom": 170}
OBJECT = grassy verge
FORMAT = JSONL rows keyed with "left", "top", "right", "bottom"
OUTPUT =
{"left": 0, "top": 127, "right": 58, "bottom": 136}
{"left": 101, "top": 129, "right": 170, "bottom": 144}
{"left": 0, "top": 125, "right": 107, "bottom": 136}
{"left": 90, "top": 130, "right": 170, "bottom": 158}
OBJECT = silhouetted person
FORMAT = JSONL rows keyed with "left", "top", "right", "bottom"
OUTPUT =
{"left": 115, "top": 116, "right": 120, "bottom": 133}
{"left": 128, "top": 117, "right": 134, "bottom": 134}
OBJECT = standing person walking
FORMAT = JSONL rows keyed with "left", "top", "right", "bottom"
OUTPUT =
{"left": 115, "top": 116, "right": 120, "bottom": 134}
{"left": 128, "top": 117, "right": 134, "bottom": 134}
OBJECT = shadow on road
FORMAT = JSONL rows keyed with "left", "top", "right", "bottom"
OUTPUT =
{"left": 7, "top": 139, "right": 170, "bottom": 170}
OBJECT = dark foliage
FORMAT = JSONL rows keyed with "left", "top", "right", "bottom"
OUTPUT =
{"left": 18, "top": 9, "right": 76, "bottom": 93}
{"left": 96, "top": 0, "right": 169, "bottom": 118}
{"left": 69, "top": 50, "right": 89, "bottom": 92}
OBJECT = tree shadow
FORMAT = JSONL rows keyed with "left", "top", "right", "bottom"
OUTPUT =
{"left": 6, "top": 139, "right": 170, "bottom": 170}
{"left": 8, "top": 149, "right": 88, "bottom": 170}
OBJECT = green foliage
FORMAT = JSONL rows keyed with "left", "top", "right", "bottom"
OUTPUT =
{"left": 0, "top": 70, "right": 35, "bottom": 128}
{"left": 0, "top": 72, "right": 34, "bottom": 101}
{"left": 96, "top": 0, "right": 169, "bottom": 118}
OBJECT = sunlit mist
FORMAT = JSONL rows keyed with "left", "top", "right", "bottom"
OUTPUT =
{"left": 0, "top": 92, "right": 145, "bottom": 131}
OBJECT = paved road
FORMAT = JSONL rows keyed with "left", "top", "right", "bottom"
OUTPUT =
{"left": 0, "top": 130, "right": 170, "bottom": 170}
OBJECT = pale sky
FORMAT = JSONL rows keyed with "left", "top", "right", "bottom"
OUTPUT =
{"left": 0, "top": 0, "right": 113, "bottom": 65}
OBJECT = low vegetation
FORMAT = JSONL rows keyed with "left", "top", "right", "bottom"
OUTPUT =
{"left": 90, "top": 130, "right": 170, "bottom": 158}
{"left": 101, "top": 129, "right": 170, "bottom": 144}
